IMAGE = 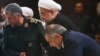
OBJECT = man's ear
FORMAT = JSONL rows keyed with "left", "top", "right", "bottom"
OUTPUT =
{"left": 56, "top": 34, "right": 62, "bottom": 39}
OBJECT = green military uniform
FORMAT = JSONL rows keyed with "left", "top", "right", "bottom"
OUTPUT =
{"left": 3, "top": 18, "right": 45, "bottom": 56}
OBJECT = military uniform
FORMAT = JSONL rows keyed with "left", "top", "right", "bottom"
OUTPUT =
{"left": 0, "top": 31, "right": 3, "bottom": 56}
{"left": 2, "top": 18, "right": 45, "bottom": 56}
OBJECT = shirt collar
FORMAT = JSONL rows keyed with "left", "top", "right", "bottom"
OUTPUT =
{"left": 62, "top": 42, "right": 64, "bottom": 48}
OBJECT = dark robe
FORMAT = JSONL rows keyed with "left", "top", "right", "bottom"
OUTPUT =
{"left": 48, "top": 13, "right": 78, "bottom": 31}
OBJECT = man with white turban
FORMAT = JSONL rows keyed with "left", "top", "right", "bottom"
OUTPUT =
{"left": 38, "top": 0, "right": 77, "bottom": 31}
{"left": 21, "top": 7, "right": 34, "bottom": 19}
{"left": 38, "top": 0, "right": 78, "bottom": 56}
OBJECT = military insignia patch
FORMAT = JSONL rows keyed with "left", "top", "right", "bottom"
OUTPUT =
{"left": 30, "top": 18, "right": 35, "bottom": 23}
{"left": 30, "top": 18, "right": 38, "bottom": 24}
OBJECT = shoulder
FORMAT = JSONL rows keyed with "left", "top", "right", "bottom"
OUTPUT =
{"left": 56, "top": 13, "right": 72, "bottom": 24}
{"left": 65, "top": 31, "right": 92, "bottom": 43}
{"left": 29, "top": 18, "right": 41, "bottom": 24}
{"left": 68, "top": 31, "right": 89, "bottom": 37}
{"left": 28, "top": 18, "right": 45, "bottom": 34}
{"left": 57, "top": 13, "right": 70, "bottom": 20}
{"left": 68, "top": 31, "right": 92, "bottom": 41}
{"left": 24, "top": 18, "right": 43, "bottom": 27}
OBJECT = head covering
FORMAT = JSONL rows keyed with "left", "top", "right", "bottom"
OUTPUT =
{"left": 38, "top": 0, "right": 62, "bottom": 11}
{"left": 21, "top": 7, "right": 34, "bottom": 17}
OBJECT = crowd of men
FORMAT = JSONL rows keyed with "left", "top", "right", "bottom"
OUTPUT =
{"left": 0, "top": 0, "right": 100, "bottom": 56}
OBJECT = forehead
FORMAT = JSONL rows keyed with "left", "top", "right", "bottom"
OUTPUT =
{"left": 39, "top": 7, "right": 51, "bottom": 12}
{"left": 75, "top": 3, "right": 83, "bottom": 7}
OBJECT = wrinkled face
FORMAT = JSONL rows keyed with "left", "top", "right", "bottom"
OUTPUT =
{"left": 39, "top": 7, "right": 53, "bottom": 22}
{"left": 74, "top": 3, "right": 83, "bottom": 13}
{"left": 44, "top": 33, "right": 62, "bottom": 49}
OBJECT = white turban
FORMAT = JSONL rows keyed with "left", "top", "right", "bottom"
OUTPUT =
{"left": 38, "top": 0, "right": 62, "bottom": 11}
{"left": 21, "top": 7, "right": 34, "bottom": 17}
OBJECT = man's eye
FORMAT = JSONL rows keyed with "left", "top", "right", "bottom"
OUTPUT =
{"left": 41, "top": 13, "right": 45, "bottom": 16}
{"left": 41, "top": 12, "right": 46, "bottom": 15}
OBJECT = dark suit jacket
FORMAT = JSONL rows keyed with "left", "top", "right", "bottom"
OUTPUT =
{"left": 0, "top": 33, "right": 3, "bottom": 47}
{"left": 48, "top": 13, "right": 77, "bottom": 31}
{"left": 63, "top": 31, "right": 100, "bottom": 56}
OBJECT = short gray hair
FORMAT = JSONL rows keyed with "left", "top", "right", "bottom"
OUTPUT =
{"left": 4, "top": 3, "right": 22, "bottom": 15}
{"left": 45, "top": 24, "right": 67, "bottom": 35}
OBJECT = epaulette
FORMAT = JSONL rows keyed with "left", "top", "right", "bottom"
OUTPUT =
{"left": 30, "top": 18, "right": 46, "bottom": 28}
{"left": 30, "top": 18, "right": 38, "bottom": 24}
{"left": 24, "top": 18, "right": 41, "bottom": 28}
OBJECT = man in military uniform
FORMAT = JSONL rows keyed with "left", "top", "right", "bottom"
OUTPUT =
{"left": 2, "top": 3, "right": 45, "bottom": 56}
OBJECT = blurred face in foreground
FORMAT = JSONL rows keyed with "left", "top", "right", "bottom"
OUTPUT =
{"left": 74, "top": 2, "right": 83, "bottom": 14}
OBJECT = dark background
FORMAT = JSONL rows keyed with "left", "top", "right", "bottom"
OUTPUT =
{"left": 0, "top": 0, "right": 100, "bottom": 18}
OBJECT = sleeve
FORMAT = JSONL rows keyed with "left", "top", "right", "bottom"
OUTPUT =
{"left": 37, "top": 21, "right": 48, "bottom": 46}
{"left": 37, "top": 22, "right": 49, "bottom": 56}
